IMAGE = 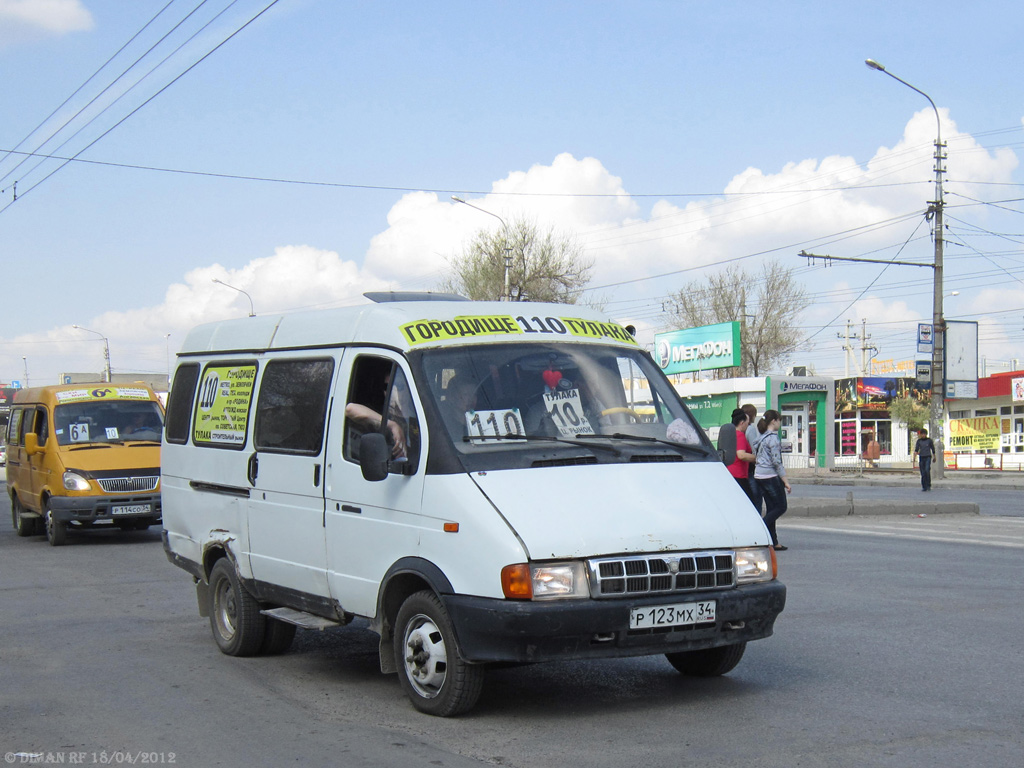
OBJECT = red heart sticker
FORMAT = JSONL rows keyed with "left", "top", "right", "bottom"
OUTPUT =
{"left": 542, "top": 370, "right": 562, "bottom": 389}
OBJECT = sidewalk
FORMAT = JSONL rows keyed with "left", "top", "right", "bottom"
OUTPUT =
{"left": 787, "top": 466, "right": 1024, "bottom": 491}
{"left": 780, "top": 467, "right": 1008, "bottom": 517}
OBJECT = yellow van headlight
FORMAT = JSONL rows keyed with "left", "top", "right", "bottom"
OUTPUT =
{"left": 735, "top": 547, "right": 776, "bottom": 583}
{"left": 501, "top": 562, "right": 589, "bottom": 600}
{"left": 62, "top": 471, "right": 91, "bottom": 492}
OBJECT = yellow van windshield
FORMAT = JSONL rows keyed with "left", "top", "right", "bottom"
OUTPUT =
{"left": 54, "top": 400, "right": 164, "bottom": 446}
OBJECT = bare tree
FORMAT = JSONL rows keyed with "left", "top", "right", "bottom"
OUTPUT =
{"left": 443, "top": 217, "right": 593, "bottom": 303}
{"left": 668, "top": 260, "right": 808, "bottom": 376}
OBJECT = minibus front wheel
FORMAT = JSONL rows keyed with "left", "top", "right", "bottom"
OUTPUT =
{"left": 665, "top": 642, "right": 747, "bottom": 677}
{"left": 43, "top": 502, "right": 67, "bottom": 547}
{"left": 394, "top": 590, "right": 484, "bottom": 717}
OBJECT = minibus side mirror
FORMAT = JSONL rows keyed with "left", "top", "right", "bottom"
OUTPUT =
{"left": 25, "top": 433, "right": 44, "bottom": 456}
{"left": 359, "top": 433, "right": 390, "bottom": 482}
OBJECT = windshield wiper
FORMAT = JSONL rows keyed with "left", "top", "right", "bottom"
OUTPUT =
{"left": 67, "top": 443, "right": 113, "bottom": 450}
{"left": 575, "top": 432, "right": 716, "bottom": 458}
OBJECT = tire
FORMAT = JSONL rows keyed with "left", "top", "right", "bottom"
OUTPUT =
{"left": 208, "top": 559, "right": 266, "bottom": 656}
{"left": 666, "top": 642, "right": 747, "bottom": 677}
{"left": 12, "top": 497, "right": 35, "bottom": 538}
{"left": 260, "top": 618, "right": 297, "bottom": 655}
{"left": 44, "top": 502, "right": 67, "bottom": 547}
{"left": 393, "top": 590, "right": 484, "bottom": 717}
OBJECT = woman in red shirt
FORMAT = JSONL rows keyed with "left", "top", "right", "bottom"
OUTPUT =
{"left": 725, "top": 408, "right": 756, "bottom": 504}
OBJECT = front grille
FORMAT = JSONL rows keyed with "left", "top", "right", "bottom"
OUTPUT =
{"left": 98, "top": 476, "right": 159, "bottom": 493}
{"left": 587, "top": 551, "right": 734, "bottom": 598}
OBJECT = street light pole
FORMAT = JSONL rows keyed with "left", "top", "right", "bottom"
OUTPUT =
{"left": 72, "top": 324, "right": 111, "bottom": 383}
{"left": 451, "top": 195, "right": 513, "bottom": 301}
{"left": 866, "top": 58, "right": 946, "bottom": 478}
{"left": 212, "top": 278, "right": 256, "bottom": 317}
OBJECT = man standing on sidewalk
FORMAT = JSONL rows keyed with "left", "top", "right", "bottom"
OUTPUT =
{"left": 914, "top": 429, "right": 936, "bottom": 491}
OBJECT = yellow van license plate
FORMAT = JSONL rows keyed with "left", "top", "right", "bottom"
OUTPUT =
{"left": 629, "top": 600, "right": 716, "bottom": 630}
{"left": 111, "top": 504, "right": 151, "bottom": 516}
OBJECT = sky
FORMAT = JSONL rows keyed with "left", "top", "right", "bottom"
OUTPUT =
{"left": 1, "top": 0, "right": 1023, "bottom": 387}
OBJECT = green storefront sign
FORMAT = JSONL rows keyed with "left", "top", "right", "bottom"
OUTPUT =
{"left": 655, "top": 322, "right": 741, "bottom": 375}
{"left": 683, "top": 393, "right": 738, "bottom": 431}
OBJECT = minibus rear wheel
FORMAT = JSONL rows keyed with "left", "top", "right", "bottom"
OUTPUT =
{"left": 208, "top": 559, "right": 266, "bottom": 657}
{"left": 394, "top": 590, "right": 484, "bottom": 716}
{"left": 12, "top": 497, "right": 36, "bottom": 537}
{"left": 665, "top": 642, "right": 747, "bottom": 677}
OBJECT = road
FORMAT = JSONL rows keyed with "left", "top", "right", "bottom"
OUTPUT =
{"left": 2, "top": 487, "right": 1022, "bottom": 768}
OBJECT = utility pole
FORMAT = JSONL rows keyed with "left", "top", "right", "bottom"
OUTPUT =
{"left": 865, "top": 58, "right": 945, "bottom": 478}
{"left": 861, "top": 318, "right": 877, "bottom": 374}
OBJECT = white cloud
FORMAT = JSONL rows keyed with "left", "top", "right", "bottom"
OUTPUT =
{"left": 0, "top": 0, "right": 93, "bottom": 42}
{"left": 4, "top": 113, "right": 1021, "bottom": 386}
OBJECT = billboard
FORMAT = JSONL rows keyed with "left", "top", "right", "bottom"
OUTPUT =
{"left": 944, "top": 320, "right": 979, "bottom": 399}
{"left": 948, "top": 416, "right": 1001, "bottom": 451}
{"left": 834, "top": 377, "right": 930, "bottom": 413}
{"left": 655, "top": 322, "right": 741, "bottom": 375}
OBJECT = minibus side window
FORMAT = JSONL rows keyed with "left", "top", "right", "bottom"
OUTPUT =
{"left": 254, "top": 358, "right": 334, "bottom": 455}
{"left": 165, "top": 363, "right": 200, "bottom": 444}
{"left": 343, "top": 356, "right": 420, "bottom": 473}
{"left": 34, "top": 408, "right": 49, "bottom": 445}
{"left": 7, "top": 408, "right": 23, "bottom": 446}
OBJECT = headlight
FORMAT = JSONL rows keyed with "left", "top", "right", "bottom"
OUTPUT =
{"left": 62, "top": 471, "right": 91, "bottom": 491}
{"left": 735, "top": 546, "right": 775, "bottom": 583}
{"left": 501, "top": 561, "right": 589, "bottom": 600}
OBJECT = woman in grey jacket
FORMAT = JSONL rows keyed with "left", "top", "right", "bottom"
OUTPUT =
{"left": 753, "top": 409, "right": 792, "bottom": 551}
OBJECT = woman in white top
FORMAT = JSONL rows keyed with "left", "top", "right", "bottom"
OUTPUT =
{"left": 752, "top": 409, "right": 792, "bottom": 551}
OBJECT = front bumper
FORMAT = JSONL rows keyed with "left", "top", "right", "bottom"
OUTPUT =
{"left": 48, "top": 494, "right": 162, "bottom": 524}
{"left": 444, "top": 581, "right": 786, "bottom": 664}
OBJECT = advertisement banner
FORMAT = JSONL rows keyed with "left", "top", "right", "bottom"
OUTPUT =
{"left": 655, "top": 322, "right": 741, "bottom": 375}
{"left": 834, "top": 377, "right": 929, "bottom": 413}
{"left": 948, "top": 416, "right": 1001, "bottom": 452}
{"left": 1012, "top": 377, "right": 1024, "bottom": 403}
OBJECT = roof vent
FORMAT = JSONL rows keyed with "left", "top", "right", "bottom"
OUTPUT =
{"left": 364, "top": 291, "right": 470, "bottom": 303}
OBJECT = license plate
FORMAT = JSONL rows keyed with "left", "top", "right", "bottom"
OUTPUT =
{"left": 629, "top": 600, "right": 716, "bottom": 630}
{"left": 111, "top": 504, "right": 151, "bottom": 516}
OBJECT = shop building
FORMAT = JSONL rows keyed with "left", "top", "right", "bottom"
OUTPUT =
{"left": 945, "top": 370, "right": 1024, "bottom": 470}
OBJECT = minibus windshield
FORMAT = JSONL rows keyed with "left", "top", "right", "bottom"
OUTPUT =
{"left": 55, "top": 400, "right": 165, "bottom": 446}
{"left": 414, "top": 342, "right": 711, "bottom": 470}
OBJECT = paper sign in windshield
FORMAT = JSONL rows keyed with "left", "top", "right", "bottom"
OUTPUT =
{"left": 465, "top": 408, "right": 525, "bottom": 440}
{"left": 544, "top": 389, "right": 595, "bottom": 437}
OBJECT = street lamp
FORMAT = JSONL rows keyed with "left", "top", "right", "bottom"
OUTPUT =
{"left": 164, "top": 333, "right": 172, "bottom": 388}
{"left": 866, "top": 58, "right": 946, "bottom": 478}
{"left": 72, "top": 324, "right": 111, "bottom": 383}
{"left": 212, "top": 278, "right": 256, "bottom": 317}
{"left": 451, "top": 195, "right": 513, "bottom": 301}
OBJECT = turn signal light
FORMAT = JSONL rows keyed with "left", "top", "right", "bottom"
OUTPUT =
{"left": 501, "top": 564, "right": 533, "bottom": 599}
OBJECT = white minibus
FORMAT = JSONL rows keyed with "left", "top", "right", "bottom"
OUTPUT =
{"left": 161, "top": 294, "right": 785, "bottom": 716}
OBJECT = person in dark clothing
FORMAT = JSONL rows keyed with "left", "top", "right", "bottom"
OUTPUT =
{"left": 914, "top": 428, "right": 936, "bottom": 491}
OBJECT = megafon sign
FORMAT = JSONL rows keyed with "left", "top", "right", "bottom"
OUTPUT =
{"left": 655, "top": 322, "right": 740, "bottom": 375}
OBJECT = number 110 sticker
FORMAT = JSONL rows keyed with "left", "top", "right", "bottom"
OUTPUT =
{"left": 466, "top": 408, "right": 525, "bottom": 439}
